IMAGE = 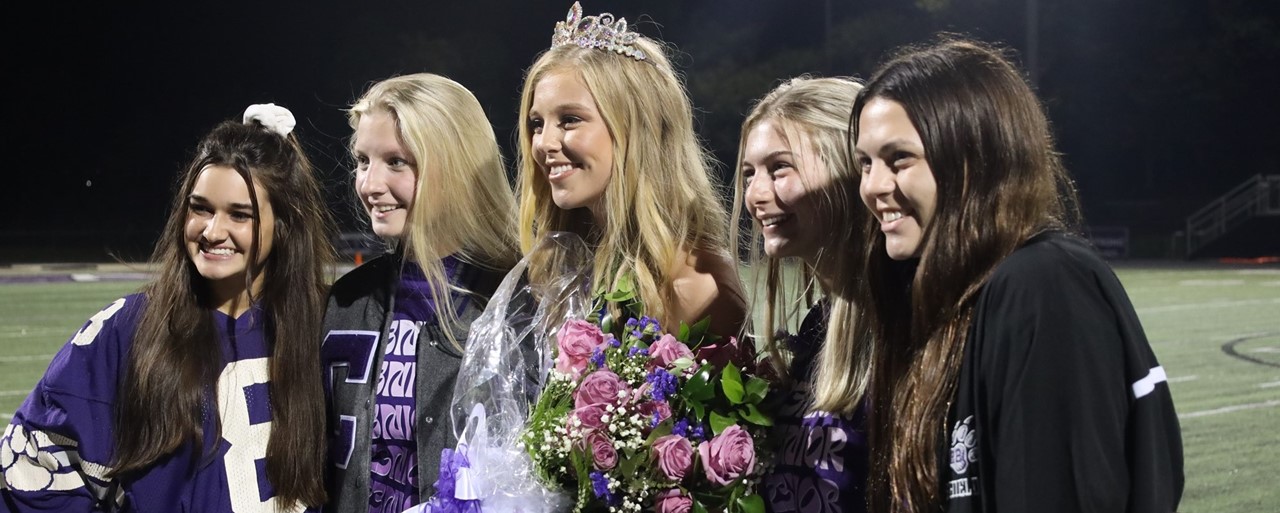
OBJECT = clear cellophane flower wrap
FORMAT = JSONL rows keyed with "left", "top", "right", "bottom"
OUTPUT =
{"left": 422, "top": 232, "right": 592, "bottom": 513}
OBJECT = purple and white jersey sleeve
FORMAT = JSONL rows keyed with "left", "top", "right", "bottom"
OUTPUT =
{"left": 2, "top": 295, "right": 138, "bottom": 512}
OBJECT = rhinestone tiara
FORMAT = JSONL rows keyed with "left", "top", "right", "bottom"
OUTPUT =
{"left": 551, "top": 2, "right": 648, "bottom": 61}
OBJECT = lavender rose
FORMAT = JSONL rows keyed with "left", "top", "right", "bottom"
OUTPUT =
{"left": 555, "top": 319, "right": 607, "bottom": 379}
{"left": 654, "top": 489, "right": 692, "bottom": 513}
{"left": 574, "top": 369, "right": 631, "bottom": 409}
{"left": 651, "top": 434, "right": 694, "bottom": 482}
{"left": 586, "top": 430, "right": 619, "bottom": 470}
{"left": 572, "top": 403, "right": 609, "bottom": 430}
{"left": 648, "top": 334, "right": 694, "bottom": 368}
{"left": 697, "top": 425, "right": 757, "bottom": 486}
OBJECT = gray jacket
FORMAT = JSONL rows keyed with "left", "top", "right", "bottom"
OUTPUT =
{"left": 319, "top": 252, "right": 508, "bottom": 512}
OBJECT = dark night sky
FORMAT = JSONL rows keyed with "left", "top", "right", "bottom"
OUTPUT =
{"left": 5, "top": 0, "right": 1278, "bottom": 261}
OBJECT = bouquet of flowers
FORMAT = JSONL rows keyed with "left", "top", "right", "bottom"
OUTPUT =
{"left": 522, "top": 275, "right": 774, "bottom": 513}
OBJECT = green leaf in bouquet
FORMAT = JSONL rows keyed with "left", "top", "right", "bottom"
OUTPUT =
{"left": 692, "top": 496, "right": 710, "bottom": 513}
{"left": 617, "top": 451, "right": 644, "bottom": 480}
{"left": 600, "top": 311, "right": 614, "bottom": 334}
{"left": 744, "top": 377, "right": 770, "bottom": 404}
{"left": 678, "top": 321, "right": 690, "bottom": 342}
{"left": 670, "top": 356, "right": 695, "bottom": 372}
{"left": 721, "top": 364, "right": 744, "bottom": 404}
{"left": 736, "top": 403, "right": 773, "bottom": 427}
{"left": 645, "top": 418, "right": 673, "bottom": 444}
{"left": 709, "top": 411, "right": 736, "bottom": 435}
{"left": 681, "top": 365, "right": 716, "bottom": 403}
{"left": 735, "top": 492, "right": 766, "bottom": 513}
{"left": 690, "top": 400, "right": 706, "bottom": 422}
{"left": 685, "top": 316, "right": 712, "bottom": 346}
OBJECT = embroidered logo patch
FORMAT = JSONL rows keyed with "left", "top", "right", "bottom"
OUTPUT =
{"left": 949, "top": 415, "right": 978, "bottom": 475}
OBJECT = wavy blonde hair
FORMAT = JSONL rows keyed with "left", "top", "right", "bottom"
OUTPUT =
{"left": 730, "top": 76, "right": 870, "bottom": 415}
{"left": 516, "top": 38, "right": 733, "bottom": 328}
{"left": 349, "top": 73, "right": 520, "bottom": 347}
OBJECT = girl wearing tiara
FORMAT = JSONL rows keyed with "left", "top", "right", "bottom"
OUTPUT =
{"left": 734, "top": 76, "right": 871, "bottom": 513}
{"left": 1, "top": 104, "right": 334, "bottom": 512}
{"left": 516, "top": 2, "right": 749, "bottom": 342}
{"left": 320, "top": 73, "right": 523, "bottom": 513}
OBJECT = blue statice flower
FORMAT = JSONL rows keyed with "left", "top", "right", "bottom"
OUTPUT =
{"left": 627, "top": 346, "right": 650, "bottom": 358}
{"left": 690, "top": 422, "right": 706, "bottom": 441}
{"left": 590, "top": 346, "right": 606, "bottom": 368}
{"left": 589, "top": 470, "right": 617, "bottom": 505}
{"left": 637, "top": 315, "right": 662, "bottom": 335}
{"left": 646, "top": 368, "right": 678, "bottom": 401}
{"left": 625, "top": 318, "right": 639, "bottom": 330}
{"left": 631, "top": 330, "right": 644, "bottom": 340}
{"left": 651, "top": 410, "right": 663, "bottom": 428}
{"left": 672, "top": 418, "right": 689, "bottom": 437}
{"left": 608, "top": 335, "right": 622, "bottom": 348}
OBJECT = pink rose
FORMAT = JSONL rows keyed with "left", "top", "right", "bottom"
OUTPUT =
{"left": 654, "top": 489, "right": 692, "bottom": 513}
{"left": 586, "top": 430, "right": 618, "bottom": 470}
{"left": 697, "top": 425, "right": 757, "bottom": 486}
{"left": 574, "top": 370, "right": 631, "bottom": 409}
{"left": 651, "top": 434, "right": 694, "bottom": 482}
{"left": 555, "top": 319, "right": 607, "bottom": 379}
{"left": 572, "top": 403, "right": 609, "bottom": 429}
{"left": 648, "top": 334, "right": 694, "bottom": 368}
{"left": 694, "top": 336, "right": 751, "bottom": 369}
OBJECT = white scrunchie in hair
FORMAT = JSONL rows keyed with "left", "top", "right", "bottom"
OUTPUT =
{"left": 243, "top": 103, "right": 296, "bottom": 136}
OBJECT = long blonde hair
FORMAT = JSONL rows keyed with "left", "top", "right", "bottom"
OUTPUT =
{"left": 349, "top": 73, "right": 520, "bottom": 347}
{"left": 516, "top": 37, "right": 733, "bottom": 328}
{"left": 731, "top": 76, "right": 870, "bottom": 415}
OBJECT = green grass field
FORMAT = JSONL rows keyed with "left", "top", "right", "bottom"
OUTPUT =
{"left": 1, "top": 264, "right": 1277, "bottom": 511}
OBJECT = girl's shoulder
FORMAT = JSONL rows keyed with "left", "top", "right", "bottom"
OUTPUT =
{"left": 668, "top": 247, "right": 748, "bottom": 338}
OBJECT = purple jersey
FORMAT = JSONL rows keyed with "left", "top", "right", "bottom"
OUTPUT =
{"left": 0, "top": 294, "right": 312, "bottom": 513}
{"left": 763, "top": 303, "right": 869, "bottom": 513}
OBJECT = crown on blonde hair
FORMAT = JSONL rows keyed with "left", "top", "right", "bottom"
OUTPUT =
{"left": 551, "top": 2, "right": 647, "bottom": 61}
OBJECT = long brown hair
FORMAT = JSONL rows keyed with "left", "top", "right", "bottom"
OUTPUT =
{"left": 851, "top": 36, "right": 1081, "bottom": 512}
{"left": 112, "top": 117, "right": 335, "bottom": 507}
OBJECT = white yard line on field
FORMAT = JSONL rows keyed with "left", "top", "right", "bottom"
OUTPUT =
{"left": 1180, "top": 399, "right": 1280, "bottom": 419}
{"left": 0, "top": 390, "right": 31, "bottom": 397}
{"left": 1138, "top": 297, "right": 1280, "bottom": 315}
{"left": 1258, "top": 381, "right": 1280, "bottom": 389}
{"left": 1167, "top": 375, "right": 1199, "bottom": 383}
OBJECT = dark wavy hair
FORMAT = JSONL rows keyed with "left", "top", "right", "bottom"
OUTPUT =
{"left": 111, "top": 116, "right": 335, "bottom": 508}
{"left": 850, "top": 36, "right": 1081, "bottom": 512}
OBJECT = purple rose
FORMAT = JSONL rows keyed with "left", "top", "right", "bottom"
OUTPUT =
{"left": 638, "top": 398, "right": 672, "bottom": 428}
{"left": 697, "top": 425, "right": 757, "bottom": 486}
{"left": 586, "top": 430, "right": 619, "bottom": 470}
{"left": 651, "top": 434, "right": 694, "bottom": 482}
{"left": 556, "top": 319, "right": 607, "bottom": 379}
{"left": 648, "top": 334, "right": 694, "bottom": 368}
{"left": 574, "top": 369, "right": 631, "bottom": 409}
{"left": 654, "top": 489, "right": 692, "bottom": 513}
{"left": 572, "top": 403, "right": 609, "bottom": 429}
{"left": 694, "top": 336, "right": 750, "bottom": 369}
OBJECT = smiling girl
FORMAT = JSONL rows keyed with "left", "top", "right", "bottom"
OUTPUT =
{"left": 734, "top": 76, "right": 871, "bottom": 513}
{"left": 516, "top": 2, "right": 748, "bottom": 342}
{"left": 1, "top": 104, "right": 335, "bottom": 512}
{"left": 320, "top": 73, "right": 523, "bottom": 513}
{"left": 851, "top": 37, "right": 1183, "bottom": 513}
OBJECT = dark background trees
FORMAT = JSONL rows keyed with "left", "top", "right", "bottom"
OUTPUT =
{"left": 5, "top": 0, "right": 1276, "bottom": 261}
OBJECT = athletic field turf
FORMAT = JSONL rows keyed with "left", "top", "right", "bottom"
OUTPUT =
{"left": 0, "top": 263, "right": 1276, "bottom": 511}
